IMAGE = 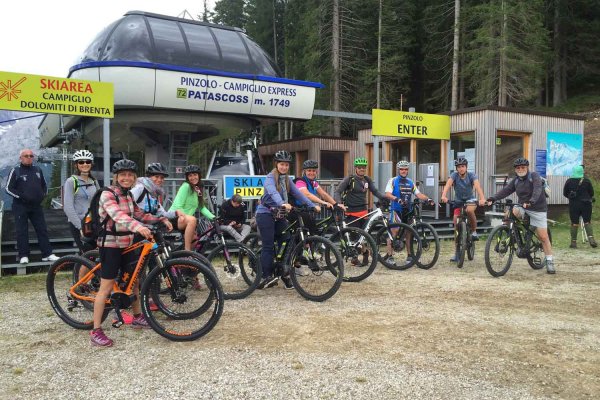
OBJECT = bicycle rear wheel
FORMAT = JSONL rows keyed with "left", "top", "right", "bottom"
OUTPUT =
{"left": 141, "top": 258, "right": 223, "bottom": 341}
{"left": 242, "top": 232, "right": 262, "bottom": 253}
{"left": 289, "top": 236, "right": 344, "bottom": 302}
{"left": 527, "top": 227, "right": 552, "bottom": 269}
{"left": 413, "top": 222, "right": 440, "bottom": 270}
{"left": 47, "top": 255, "right": 108, "bottom": 330}
{"left": 484, "top": 225, "right": 514, "bottom": 277}
{"left": 207, "top": 242, "right": 261, "bottom": 300}
{"left": 455, "top": 221, "right": 467, "bottom": 268}
{"left": 375, "top": 223, "right": 422, "bottom": 270}
{"left": 467, "top": 236, "right": 475, "bottom": 261}
{"left": 329, "top": 227, "right": 378, "bottom": 282}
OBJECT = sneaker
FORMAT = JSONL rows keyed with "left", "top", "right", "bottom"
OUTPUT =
{"left": 382, "top": 254, "right": 397, "bottom": 267}
{"left": 471, "top": 232, "right": 479, "bottom": 241}
{"left": 90, "top": 328, "right": 114, "bottom": 347}
{"left": 569, "top": 241, "right": 577, "bottom": 249}
{"left": 450, "top": 254, "right": 458, "bottom": 262}
{"left": 589, "top": 237, "right": 598, "bottom": 248}
{"left": 281, "top": 276, "right": 294, "bottom": 290}
{"left": 132, "top": 314, "right": 151, "bottom": 329}
{"left": 19, "top": 257, "right": 29, "bottom": 264}
{"left": 258, "top": 276, "right": 279, "bottom": 289}
{"left": 148, "top": 300, "right": 159, "bottom": 312}
{"left": 42, "top": 254, "right": 59, "bottom": 262}
{"left": 350, "top": 257, "right": 361, "bottom": 266}
{"left": 545, "top": 259, "right": 556, "bottom": 274}
{"left": 405, "top": 256, "right": 414, "bottom": 264}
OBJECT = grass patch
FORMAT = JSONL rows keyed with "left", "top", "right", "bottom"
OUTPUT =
{"left": 0, "top": 273, "right": 47, "bottom": 293}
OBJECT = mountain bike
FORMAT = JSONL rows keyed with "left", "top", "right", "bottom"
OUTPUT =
{"left": 345, "top": 203, "right": 422, "bottom": 271}
{"left": 245, "top": 207, "right": 344, "bottom": 302}
{"left": 400, "top": 199, "right": 440, "bottom": 269}
{"left": 484, "top": 200, "right": 553, "bottom": 277}
{"left": 446, "top": 200, "right": 477, "bottom": 268}
{"left": 47, "top": 226, "right": 224, "bottom": 341}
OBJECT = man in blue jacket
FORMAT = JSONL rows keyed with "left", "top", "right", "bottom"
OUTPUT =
{"left": 5, "top": 149, "right": 58, "bottom": 264}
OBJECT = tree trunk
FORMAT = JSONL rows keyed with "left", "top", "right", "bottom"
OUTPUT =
{"left": 552, "top": 0, "right": 562, "bottom": 106}
{"left": 332, "top": 0, "right": 341, "bottom": 137}
{"left": 451, "top": 0, "right": 460, "bottom": 111}
{"left": 498, "top": 0, "right": 507, "bottom": 106}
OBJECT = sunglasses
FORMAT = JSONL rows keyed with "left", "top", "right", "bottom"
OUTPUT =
{"left": 22, "top": 154, "right": 34, "bottom": 158}
{"left": 77, "top": 160, "right": 92, "bottom": 165}
{"left": 398, "top": 168, "right": 409, "bottom": 171}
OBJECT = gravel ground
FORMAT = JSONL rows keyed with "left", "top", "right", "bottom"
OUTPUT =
{"left": 1, "top": 242, "right": 599, "bottom": 400}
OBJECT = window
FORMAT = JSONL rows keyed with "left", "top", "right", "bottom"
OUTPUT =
{"left": 416, "top": 139, "right": 441, "bottom": 165}
{"left": 495, "top": 133, "right": 525, "bottom": 175}
{"left": 101, "top": 15, "right": 153, "bottom": 62}
{"left": 148, "top": 19, "right": 187, "bottom": 64}
{"left": 182, "top": 24, "right": 221, "bottom": 70}
{"left": 320, "top": 151, "right": 345, "bottom": 179}
{"left": 389, "top": 140, "right": 410, "bottom": 166}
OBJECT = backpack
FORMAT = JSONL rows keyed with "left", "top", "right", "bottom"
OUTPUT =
{"left": 528, "top": 173, "right": 550, "bottom": 198}
{"left": 81, "top": 188, "right": 130, "bottom": 244}
{"left": 60, "top": 175, "right": 98, "bottom": 210}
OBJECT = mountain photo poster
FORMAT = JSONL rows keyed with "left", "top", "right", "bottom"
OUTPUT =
{"left": 546, "top": 132, "right": 583, "bottom": 176}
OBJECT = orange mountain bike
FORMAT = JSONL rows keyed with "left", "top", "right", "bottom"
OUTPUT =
{"left": 46, "top": 226, "right": 224, "bottom": 341}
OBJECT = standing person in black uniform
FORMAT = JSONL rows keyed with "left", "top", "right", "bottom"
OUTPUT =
{"left": 5, "top": 149, "right": 58, "bottom": 264}
{"left": 563, "top": 165, "right": 596, "bottom": 248}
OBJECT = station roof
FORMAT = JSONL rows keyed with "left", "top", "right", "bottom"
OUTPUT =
{"left": 70, "top": 11, "right": 281, "bottom": 78}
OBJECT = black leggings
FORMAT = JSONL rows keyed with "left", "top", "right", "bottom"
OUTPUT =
{"left": 569, "top": 201, "right": 592, "bottom": 225}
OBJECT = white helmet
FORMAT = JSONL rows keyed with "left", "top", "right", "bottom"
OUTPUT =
{"left": 72, "top": 150, "right": 94, "bottom": 162}
{"left": 396, "top": 160, "right": 410, "bottom": 169}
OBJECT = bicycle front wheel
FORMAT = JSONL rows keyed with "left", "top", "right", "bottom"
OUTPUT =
{"left": 47, "top": 255, "right": 108, "bottom": 330}
{"left": 467, "top": 236, "right": 475, "bottom": 261}
{"left": 329, "top": 227, "right": 378, "bottom": 282}
{"left": 207, "top": 242, "right": 261, "bottom": 300}
{"left": 484, "top": 225, "right": 514, "bottom": 277}
{"left": 527, "top": 227, "right": 552, "bottom": 270}
{"left": 413, "top": 222, "right": 440, "bottom": 270}
{"left": 375, "top": 223, "right": 422, "bottom": 270}
{"left": 455, "top": 221, "right": 467, "bottom": 268}
{"left": 289, "top": 236, "right": 344, "bottom": 302}
{"left": 141, "top": 258, "right": 223, "bottom": 341}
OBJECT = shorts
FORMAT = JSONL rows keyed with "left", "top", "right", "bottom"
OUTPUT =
{"left": 390, "top": 209, "right": 410, "bottom": 223}
{"left": 452, "top": 199, "right": 478, "bottom": 216}
{"left": 169, "top": 217, "right": 180, "bottom": 230}
{"left": 514, "top": 206, "right": 547, "bottom": 229}
{"left": 99, "top": 247, "right": 140, "bottom": 280}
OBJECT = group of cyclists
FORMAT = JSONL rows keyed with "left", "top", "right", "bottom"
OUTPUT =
{"left": 61, "top": 148, "right": 556, "bottom": 347}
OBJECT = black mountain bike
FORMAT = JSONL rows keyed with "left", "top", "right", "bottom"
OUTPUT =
{"left": 402, "top": 199, "right": 440, "bottom": 269}
{"left": 447, "top": 200, "right": 477, "bottom": 268}
{"left": 484, "top": 200, "right": 553, "bottom": 277}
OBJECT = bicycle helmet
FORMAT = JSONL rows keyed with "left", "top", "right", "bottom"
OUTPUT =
{"left": 397, "top": 160, "right": 410, "bottom": 169}
{"left": 184, "top": 164, "right": 201, "bottom": 175}
{"left": 274, "top": 150, "right": 292, "bottom": 162}
{"left": 454, "top": 157, "right": 468, "bottom": 167}
{"left": 146, "top": 162, "right": 169, "bottom": 177}
{"left": 111, "top": 159, "right": 137, "bottom": 174}
{"left": 354, "top": 157, "right": 368, "bottom": 167}
{"left": 72, "top": 149, "right": 94, "bottom": 162}
{"left": 513, "top": 157, "right": 530, "bottom": 167}
{"left": 302, "top": 159, "right": 319, "bottom": 169}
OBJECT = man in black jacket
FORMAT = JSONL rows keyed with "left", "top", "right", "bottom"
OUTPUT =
{"left": 219, "top": 194, "right": 251, "bottom": 242}
{"left": 5, "top": 149, "right": 58, "bottom": 264}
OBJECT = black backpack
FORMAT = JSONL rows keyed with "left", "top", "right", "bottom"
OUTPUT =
{"left": 81, "top": 188, "right": 130, "bottom": 244}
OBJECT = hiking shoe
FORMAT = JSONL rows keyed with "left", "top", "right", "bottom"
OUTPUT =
{"left": 19, "top": 257, "right": 29, "bottom": 264}
{"left": 132, "top": 314, "right": 151, "bottom": 329}
{"left": 589, "top": 237, "right": 598, "bottom": 248}
{"left": 350, "top": 257, "right": 361, "bottom": 266}
{"left": 382, "top": 254, "right": 397, "bottom": 267}
{"left": 258, "top": 276, "right": 278, "bottom": 289}
{"left": 545, "top": 259, "right": 556, "bottom": 274}
{"left": 42, "top": 254, "right": 59, "bottom": 262}
{"left": 569, "top": 241, "right": 577, "bottom": 249}
{"left": 450, "top": 254, "right": 458, "bottom": 262}
{"left": 405, "top": 256, "right": 414, "bottom": 264}
{"left": 471, "top": 232, "right": 479, "bottom": 241}
{"left": 281, "top": 276, "right": 294, "bottom": 290}
{"left": 90, "top": 328, "right": 113, "bottom": 347}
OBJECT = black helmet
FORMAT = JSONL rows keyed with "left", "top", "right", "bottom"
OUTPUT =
{"left": 454, "top": 157, "right": 468, "bottom": 167}
{"left": 146, "top": 162, "right": 169, "bottom": 177}
{"left": 184, "top": 164, "right": 201, "bottom": 175}
{"left": 274, "top": 150, "right": 292, "bottom": 162}
{"left": 513, "top": 157, "right": 530, "bottom": 167}
{"left": 111, "top": 159, "right": 137, "bottom": 174}
{"left": 302, "top": 159, "right": 318, "bottom": 169}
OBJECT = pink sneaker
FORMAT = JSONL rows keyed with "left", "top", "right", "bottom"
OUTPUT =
{"left": 132, "top": 314, "right": 151, "bottom": 329}
{"left": 90, "top": 328, "right": 114, "bottom": 347}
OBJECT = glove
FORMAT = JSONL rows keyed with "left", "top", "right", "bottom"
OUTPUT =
{"left": 486, "top": 198, "right": 495, "bottom": 205}
{"left": 427, "top": 198, "right": 435, "bottom": 206}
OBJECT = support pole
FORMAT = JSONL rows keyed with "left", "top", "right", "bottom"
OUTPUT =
{"left": 103, "top": 118, "right": 110, "bottom": 186}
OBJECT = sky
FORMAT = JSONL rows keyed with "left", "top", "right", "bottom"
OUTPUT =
{"left": 1, "top": 1, "right": 215, "bottom": 78}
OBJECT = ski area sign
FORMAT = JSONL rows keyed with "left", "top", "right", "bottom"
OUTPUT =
{"left": 0, "top": 71, "right": 114, "bottom": 118}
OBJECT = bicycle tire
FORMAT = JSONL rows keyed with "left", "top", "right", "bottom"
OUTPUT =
{"left": 242, "top": 232, "right": 262, "bottom": 253}
{"left": 170, "top": 250, "right": 211, "bottom": 267}
{"left": 467, "top": 235, "right": 475, "bottom": 261}
{"left": 140, "top": 258, "right": 223, "bottom": 341}
{"left": 328, "top": 227, "right": 378, "bottom": 282}
{"left": 527, "top": 227, "right": 552, "bottom": 269}
{"left": 207, "top": 241, "right": 261, "bottom": 300}
{"left": 413, "top": 222, "right": 440, "bottom": 270}
{"left": 375, "top": 223, "right": 422, "bottom": 270}
{"left": 47, "top": 255, "right": 109, "bottom": 330}
{"left": 484, "top": 225, "right": 514, "bottom": 277}
{"left": 289, "top": 236, "right": 344, "bottom": 302}
{"left": 456, "top": 221, "right": 467, "bottom": 268}
{"left": 74, "top": 250, "right": 102, "bottom": 310}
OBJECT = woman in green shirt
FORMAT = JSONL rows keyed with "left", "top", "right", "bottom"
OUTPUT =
{"left": 169, "top": 165, "right": 215, "bottom": 250}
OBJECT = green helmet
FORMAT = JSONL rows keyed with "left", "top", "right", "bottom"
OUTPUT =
{"left": 354, "top": 157, "right": 368, "bottom": 167}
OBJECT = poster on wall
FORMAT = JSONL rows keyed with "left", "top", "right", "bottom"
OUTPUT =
{"left": 535, "top": 149, "right": 547, "bottom": 178}
{"left": 546, "top": 132, "right": 583, "bottom": 176}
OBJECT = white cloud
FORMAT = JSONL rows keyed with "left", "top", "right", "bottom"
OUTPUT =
{"left": 1, "top": 1, "right": 215, "bottom": 78}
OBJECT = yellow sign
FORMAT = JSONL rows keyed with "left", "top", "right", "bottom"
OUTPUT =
{"left": 372, "top": 109, "right": 450, "bottom": 140}
{"left": 0, "top": 71, "right": 114, "bottom": 118}
{"left": 233, "top": 187, "right": 264, "bottom": 197}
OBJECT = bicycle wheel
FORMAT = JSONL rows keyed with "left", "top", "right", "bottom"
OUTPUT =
{"left": 141, "top": 258, "right": 223, "bottom": 341}
{"left": 207, "top": 242, "right": 261, "bottom": 300}
{"left": 47, "top": 255, "right": 109, "bottom": 330}
{"left": 75, "top": 250, "right": 102, "bottom": 310}
{"left": 413, "top": 222, "right": 440, "bottom": 270}
{"left": 289, "top": 236, "right": 344, "bottom": 302}
{"left": 484, "top": 225, "right": 514, "bottom": 277}
{"left": 467, "top": 236, "right": 475, "bottom": 261}
{"left": 527, "top": 227, "right": 552, "bottom": 269}
{"left": 375, "top": 223, "right": 422, "bottom": 270}
{"left": 328, "top": 227, "right": 378, "bottom": 282}
{"left": 455, "top": 221, "right": 467, "bottom": 268}
{"left": 242, "top": 232, "right": 262, "bottom": 253}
